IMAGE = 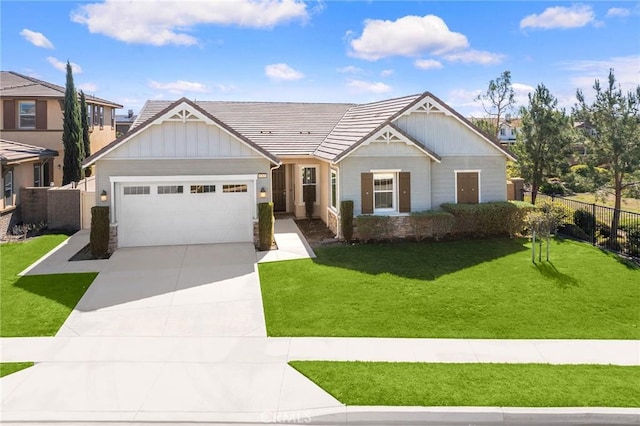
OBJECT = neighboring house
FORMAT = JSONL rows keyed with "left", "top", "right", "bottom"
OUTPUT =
{"left": 115, "top": 109, "right": 138, "bottom": 136}
{"left": 84, "top": 92, "right": 515, "bottom": 249}
{"left": 468, "top": 115, "right": 521, "bottom": 145}
{"left": 0, "top": 71, "right": 122, "bottom": 186}
{"left": 0, "top": 139, "right": 58, "bottom": 234}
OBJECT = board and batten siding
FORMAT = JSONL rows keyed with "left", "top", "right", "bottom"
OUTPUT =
{"left": 107, "top": 121, "right": 262, "bottom": 159}
{"left": 431, "top": 156, "right": 507, "bottom": 207}
{"left": 340, "top": 146, "right": 432, "bottom": 216}
{"left": 95, "top": 158, "right": 271, "bottom": 208}
{"left": 395, "top": 111, "right": 499, "bottom": 156}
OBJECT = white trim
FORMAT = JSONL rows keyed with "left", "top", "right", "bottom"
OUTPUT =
{"left": 396, "top": 95, "right": 517, "bottom": 161}
{"left": 370, "top": 169, "right": 402, "bottom": 173}
{"left": 344, "top": 124, "right": 441, "bottom": 163}
{"left": 329, "top": 167, "right": 339, "bottom": 212}
{"left": 109, "top": 174, "right": 258, "bottom": 183}
{"left": 454, "top": 169, "right": 481, "bottom": 204}
{"left": 297, "top": 164, "right": 319, "bottom": 207}
{"left": 373, "top": 172, "right": 396, "bottom": 213}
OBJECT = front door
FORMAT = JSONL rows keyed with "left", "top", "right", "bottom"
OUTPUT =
{"left": 272, "top": 166, "right": 286, "bottom": 212}
{"left": 457, "top": 172, "right": 479, "bottom": 204}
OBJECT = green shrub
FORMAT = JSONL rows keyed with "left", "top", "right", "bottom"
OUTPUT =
{"left": 303, "top": 185, "right": 315, "bottom": 219}
{"left": 409, "top": 211, "right": 454, "bottom": 241}
{"left": 540, "top": 181, "right": 566, "bottom": 196}
{"left": 558, "top": 223, "right": 590, "bottom": 241}
{"left": 573, "top": 209, "right": 596, "bottom": 237}
{"left": 441, "top": 201, "right": 533, "bottom": 238}
{"left": 626, "top": 229, "right": 640, "bottom": 257}
{"left": 90, "top": 206, "right": 110, "bottom": 258}
{"left": 258, "top": 202, "right": 274, "bottom": 251}
{"left": 355, "top": 215, "right": 391, "bottom": 242}
{"left": 340, "top": 201, "right": 354, "bottom": 243}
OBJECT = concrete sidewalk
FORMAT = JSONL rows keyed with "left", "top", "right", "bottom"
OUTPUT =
{"left": 2, "top": 336, "right": 639, "bottom": 365}
{"left": 257, "top": 218, "right": 316, "bottom": 263}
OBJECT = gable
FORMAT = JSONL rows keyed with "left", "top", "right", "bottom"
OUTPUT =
{"left": 106, "top": 120, "right": 262, "bottom": 160}
{"left": 394, "top": 94, "right": 516, "bottom": 160}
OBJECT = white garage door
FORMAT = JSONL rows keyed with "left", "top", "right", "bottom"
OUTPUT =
{"left": 116, "top": 180, "right": 253, "bottom": 247}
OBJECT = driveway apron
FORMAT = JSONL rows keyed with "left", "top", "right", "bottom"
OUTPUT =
{"left": 57, "top": 243, "right": 267, "bottom": 337}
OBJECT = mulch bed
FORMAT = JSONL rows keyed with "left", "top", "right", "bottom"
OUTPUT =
{"left": 69, "top": 243, "right": 111, "bottom": 261}
{"left": 294, "top": 219, "right": 339, "bottom": 247}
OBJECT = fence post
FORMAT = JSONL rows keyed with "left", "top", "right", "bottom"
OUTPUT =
{"left": 591, "top": 203, "right": 596, "bottom": 246}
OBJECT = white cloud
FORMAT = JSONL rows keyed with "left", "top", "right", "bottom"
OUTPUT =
{"left": 148, "top": 80, "right": 209, "bottom": 94}
{"left": 77, "top": 82, "right": 98, "bottom": 93}
{"left": 46, "top": 57, "right": 82, "bottom": 74}
{"left": 512, "top": 83, "right": 535, "bottom": 107}
{"left": 446, "top": 88, "right": 483, "bottom": 108}
{"left": 414, "top": 59, "right": 443, "bottom": 70}
{"left": 380, "top": 69, "right": 394, "bottom": 77}
{"left": 520, "top": 5, "right": 595, "bottom": 30}
{"left": 346, "top": 79, "right": 392, "bottom": 94}
{"left": 606, "top": 7, "right": 631, "bottom": 18}
{"left": 443, "top": 50, "right": 505, "bottom": 65}
{"left": 265, "top": 63, "right": 304, "bottom": 81}
{"left": 337, "top": 65, "right": 364, "bottom": 74}
{"left": 349, "top": 14, "right": 468, "bottom": 60}
{"left": 71, "top": 0, "right": 308, "bottom": 46}
{"left": 20, "top": 29, "right": 54, "bottom": 49}
{"left": 560, "top": 55, "right": 640, "bottom": 94}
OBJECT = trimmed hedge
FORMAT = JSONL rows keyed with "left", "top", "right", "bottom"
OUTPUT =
{"left": 258, "top": 202, "right": 274, "bottom": 251}
{"left": 409, "top": 211, "right": 454, "bottom": 241}
{"left": 355, "top": 215, "right": 391, "bottom": 242}
{"left": 441, "top": 201, "right": 534, "bottom": 238}
{"left": 574, "top": 209, "right": 596, "bottom": 237}
{"left": 340, "top": 201, "right": 354, "bottom": 243}
{"left": 90, "top": 206, "right": 110, "bottom": 258}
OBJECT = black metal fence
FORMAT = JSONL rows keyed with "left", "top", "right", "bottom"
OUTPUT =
{"left": 524, "top": 191, "right": 640, "bottom": 260}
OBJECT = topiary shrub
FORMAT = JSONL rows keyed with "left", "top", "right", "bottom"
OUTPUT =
{"left": 355, "top": 215, "right": 392, "bottom": 242}
{"left": 409, "top": 211, "right": 454, "bottom": 241}
{"left": 90, "top": 206, "right": 110, "bottom": 258}
{"left": 340, "top": 200, "right": 354, "bottom": 243}
{"left": 258, "top": 202, "right": 274, "bottom": 251}
{"left": 573, "top": 209, "right": 596, "bottom": 237}
{"left": 303, "top": 185, "right": 315, "bottom": 219}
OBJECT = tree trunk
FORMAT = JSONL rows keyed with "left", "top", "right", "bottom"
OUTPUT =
{"left": 610, "top": 172, "right": 623, "bottom": 247}
{"left": 531, "top": 182, "right": 539, "bottom": 205}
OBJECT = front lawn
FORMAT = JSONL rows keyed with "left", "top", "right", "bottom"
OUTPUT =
{"left": 0, "top": 235, "right": 97, "bottom": 337}
{"left": 290, "top": 361, "right": 640, "bottom": 407}
{"left": 0, "top": 362, "right": 34, "bottom": 378}
{"left": 259, "top": 238, "right": 639, "bottom": 338}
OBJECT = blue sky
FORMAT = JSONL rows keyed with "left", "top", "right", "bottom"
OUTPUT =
{"left": 2, "top": 1, "right": 639, "bottom": 117}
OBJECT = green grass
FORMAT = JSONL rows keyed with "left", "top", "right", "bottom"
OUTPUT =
{"left": 290, "top": 361, "right": 640, "bottom": 407}
{"left": 0, "top": 235, "right": 97, "bottom": 337}
{"left": 259, "top": 238, "right": 639, "bottom": 339}
{"left": 0, "top": 362, "right": 34, "bottom": 378}
{"left": 565, "top": 193, "right": 640, "bottom": 214}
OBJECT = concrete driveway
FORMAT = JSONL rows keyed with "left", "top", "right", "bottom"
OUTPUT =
{"left": 58, "top": 243, "right": 266, "bottom": 337}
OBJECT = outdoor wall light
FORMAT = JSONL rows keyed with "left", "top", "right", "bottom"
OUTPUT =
{"left": 100, "top": 190, "right": 108, "bottom": 202}
{"left": 259, "top": 187, "right": 267, "bottom": 198}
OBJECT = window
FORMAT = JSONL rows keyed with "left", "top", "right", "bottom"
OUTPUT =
{"left": 123, "top": 186, "right": 150, "bottom": 195}
{"left": 301, "top": 166, "right": 317, "bottom": 203}
{"left": 330, "top": 169, "right": 337, "bottom": 209}
{"left": 92, "top": 104, "right": 99, "bottom": 126}
{"left": 99, "top": 106, "right": 104, "bottom": 129}
{"left": 4, "top": 170, "right": 13, "bottom": 207}
{"left": 18, "top": 101, "right": 36, "bottom": 129}
{"left": 190, "top": 185, "right": 216, "bottom": 193}
{"left": 373, "top": 173, "right": 394, "bottom": 211}
{"left": 223, "top": 184, "right": 247, "bottom": 193}
{"left": 34, "top": 164, "right": 42, "bottom": 187}
{"left": 111, "top": 108, "right": 115, "bottom": 129}
{"left": 88, "top": 104, "right": 94, "bottom": 129}
{"left": 157, "top": 185, "right": 183, "bottom": 194}
{"left": 510, "top": 128, "right": 516, "bottom": 136}
{"left": 500, "top": 127, "right": 506, "bottom": 136}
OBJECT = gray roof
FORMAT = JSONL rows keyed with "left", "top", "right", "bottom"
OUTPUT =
{"left": 314, "top": 94, "right": 421, "bottom": 161}
{"left": 0, "top": 71, "right": 122, "bottom": 108}
{"left": 0, "top": 139, "right": 58, "bottom": 164}
{"left": 132, "top": 100, "right": 355, "bottom": 156}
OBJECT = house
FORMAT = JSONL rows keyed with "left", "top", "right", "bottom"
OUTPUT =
{"left": 83, "top": 92, "right": 515, "bottom": 249}
{"left": 1, "top": 71, "right": 122, "bottom": 186}
{"left": 115, "top": 109, "right": 138, "bottom": 136}
{"left": 0, "top": 139, "right": 58, "bottom": 234}
{"left": 469, "top": 115, "right": 521, "bottom": 145}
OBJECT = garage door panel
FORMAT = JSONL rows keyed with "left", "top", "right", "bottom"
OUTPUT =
{"left": 117, "top": 181, "right": 253, "bottom": 247}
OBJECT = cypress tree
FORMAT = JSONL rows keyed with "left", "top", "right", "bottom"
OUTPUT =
{"left": 79, "top": 91, "right": 90, "bottom": 157}
{"left": 62, "top": 61, "right": 84, "bottom": 185}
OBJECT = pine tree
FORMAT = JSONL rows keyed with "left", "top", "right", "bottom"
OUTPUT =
{"left": 62, "top": 61, "right": 84, "bottom": 185}
{"left": 513, "top": 84, "right": 573, "bottom": 204}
